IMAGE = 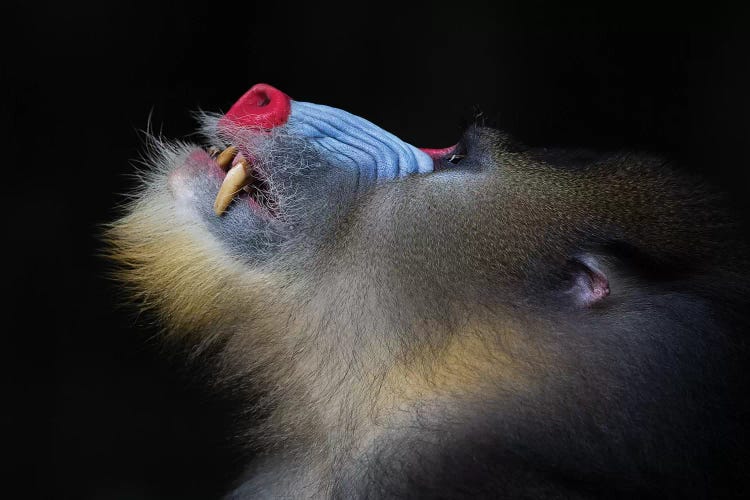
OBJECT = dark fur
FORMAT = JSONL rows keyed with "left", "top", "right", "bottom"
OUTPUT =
{"left": 108, "top": 116, "right": 750, "bottom": 498}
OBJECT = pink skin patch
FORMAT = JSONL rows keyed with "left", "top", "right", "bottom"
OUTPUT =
{"left": 168, "top": 150, "right": 214, "bottom": 204}
{"left": 169, "top": 149, "right": 222, "bottom": 185}
{"left": 419, "top": 146, "right": 457, "bottom": 159}
{"left": 192, "top": 149, "right": 225, "bottom": 178}
{"left": 219, "top": 83, "right": 292, "bottom": 130}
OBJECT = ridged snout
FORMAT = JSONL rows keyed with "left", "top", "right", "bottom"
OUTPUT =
{"left": 219, "top": 83, "right": 451, "bottom": 181}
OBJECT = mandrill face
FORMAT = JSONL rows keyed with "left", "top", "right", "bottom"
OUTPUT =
{"left": 108, "top": 84, "right": 749, "bottom": 498}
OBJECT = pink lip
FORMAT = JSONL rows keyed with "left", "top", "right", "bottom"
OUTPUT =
{"left": 178, "top": 149, "right": 223, "bottom": 177}
{"left": 420, "top": 146, "right": 457, "bottom": 160}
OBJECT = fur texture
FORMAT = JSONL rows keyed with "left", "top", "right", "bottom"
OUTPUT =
{"left": 107, "top": 109, "right": 749, "bottom": 498}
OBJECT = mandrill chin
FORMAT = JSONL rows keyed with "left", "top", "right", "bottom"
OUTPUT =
{"left": 107, "top": 83, "right": 750, "bottom": 498}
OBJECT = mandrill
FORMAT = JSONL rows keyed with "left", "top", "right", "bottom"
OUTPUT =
{"left": 108, "top": 83, "right": 749, "bottom": 498}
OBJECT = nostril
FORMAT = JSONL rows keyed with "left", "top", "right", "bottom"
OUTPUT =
{"left": 252, "top": 89, "right": 271, "bottom": 107}
{"left": 221, "top": 83, "right": 291, "bottom": 130}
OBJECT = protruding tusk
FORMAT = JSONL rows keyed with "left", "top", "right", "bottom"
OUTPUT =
{"left": 213, "top": 157, "right": 251, "bottom": 216}
{"left": 215, "top": 146, "right": 238, "bottom": 171}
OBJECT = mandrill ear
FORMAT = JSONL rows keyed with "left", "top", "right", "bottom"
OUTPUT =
{"left": 564, "top": 255, "right": 611, "bottom": 307}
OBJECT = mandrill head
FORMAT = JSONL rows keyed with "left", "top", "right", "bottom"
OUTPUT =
{"left": 107, "top": 83, "right": 749, "bottom": 498}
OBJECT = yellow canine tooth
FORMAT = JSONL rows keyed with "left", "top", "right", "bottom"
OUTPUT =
{"left": 213, "top": 157, "right": 251, "bottom": 216}
{"left": 215, "top": 146, "right": 238, "bottom": 171}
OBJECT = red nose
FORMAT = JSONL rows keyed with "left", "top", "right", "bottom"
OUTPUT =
{"left": 221, "top": 83, "right": 292, "bottom": 129}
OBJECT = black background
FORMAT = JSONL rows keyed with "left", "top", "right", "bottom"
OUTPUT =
{"left": 5, "top": 2, "right": 750, "bottom": 498}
